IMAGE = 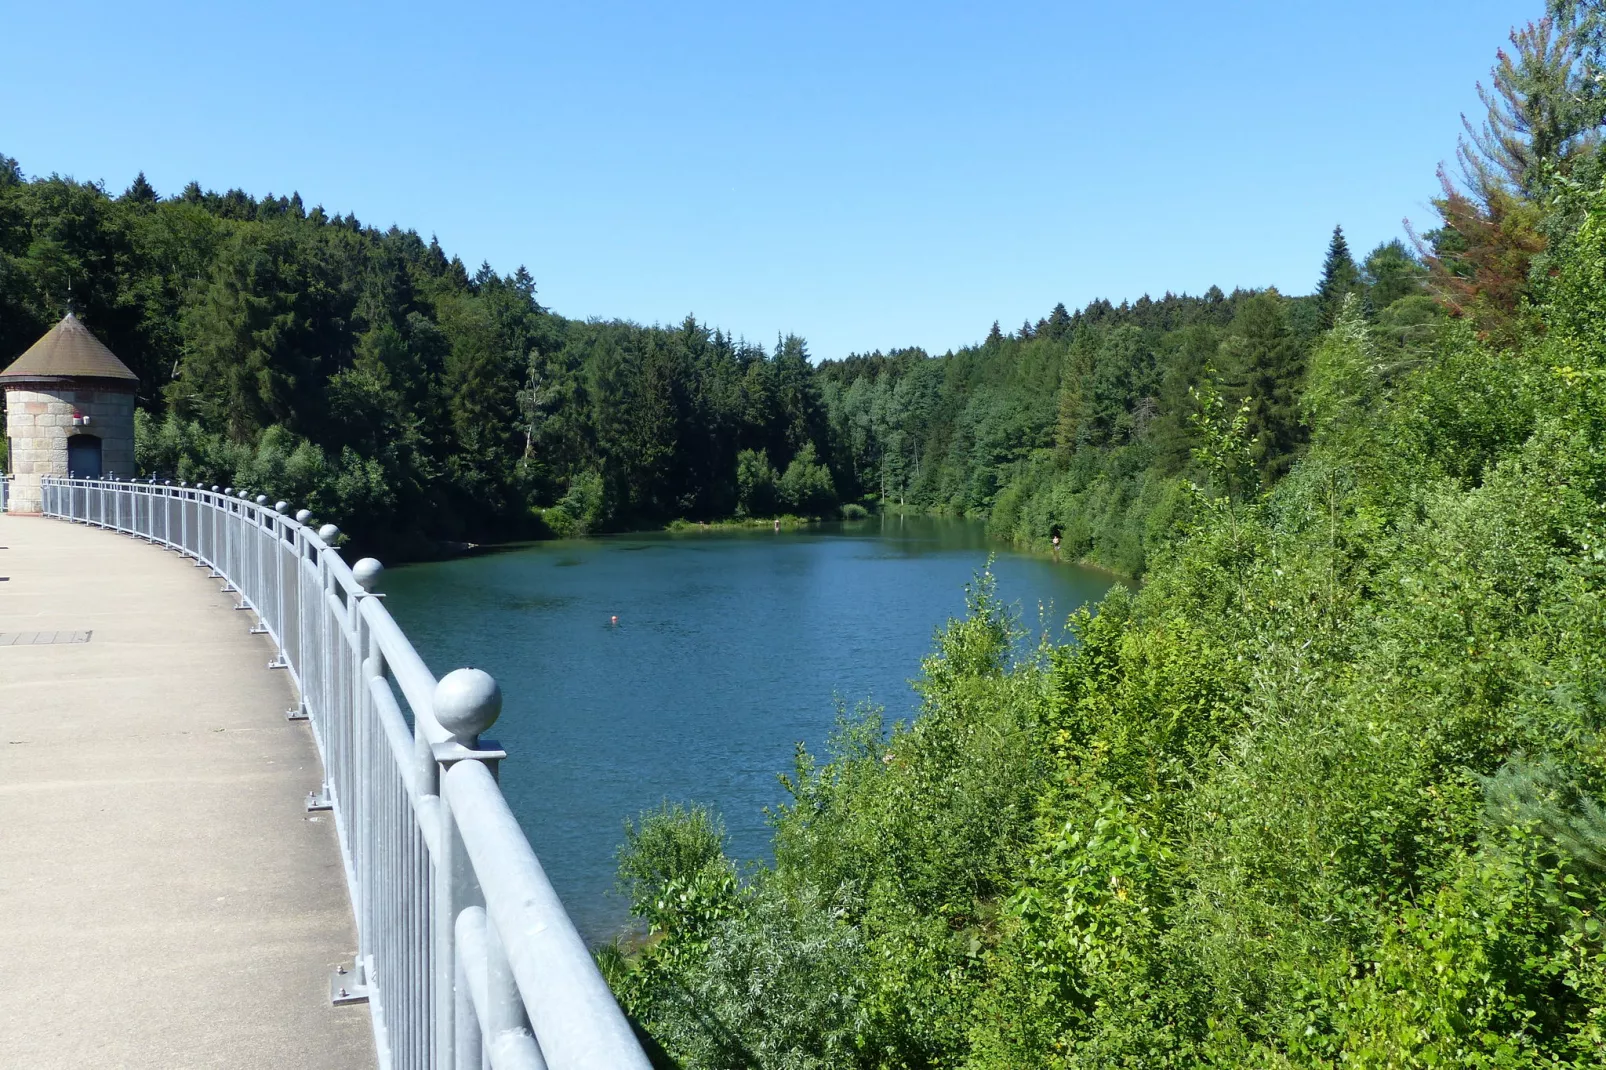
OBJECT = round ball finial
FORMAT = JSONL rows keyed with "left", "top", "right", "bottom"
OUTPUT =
{"left": 295, "top": 508, "right": 313, "bottom": 524}
{"left": 352, "top": 557, "right": 384, "bottom": 592}
{"left": 434, "top": 668, "right": 502, "bottom": 743}
{"left": 212, "top": 486, "right": 221, "bottom": 493}
{"left": 318, "top": 523, "right": 340, "bottom": 544}
{"left": 274, "top": 500, "right": 290, "bottom": 514}
{"left": 224, "top": 487, "right": 233, "bottom": 495}
{"left": 255, "top": 494, "right": 268, "bottom": 505}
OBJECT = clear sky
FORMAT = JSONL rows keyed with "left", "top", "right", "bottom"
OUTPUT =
{"left": 3, "top": 1, "right": 1535, "bottom": 359}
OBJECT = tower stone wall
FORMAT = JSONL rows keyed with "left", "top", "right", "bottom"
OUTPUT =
{"left": 3, "top": 383, "right": 136, "bottom": 512}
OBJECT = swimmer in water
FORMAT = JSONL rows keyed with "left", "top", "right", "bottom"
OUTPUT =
{"left": 610, "top": 615, "right": 618, "bottom": 626}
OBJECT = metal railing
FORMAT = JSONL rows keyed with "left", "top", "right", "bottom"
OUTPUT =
{"left": 41, "top": 476, "right": 650, "bottom": 1070}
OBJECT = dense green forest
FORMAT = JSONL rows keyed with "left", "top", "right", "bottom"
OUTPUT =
{"left": 0, "top": 121, "right": 1426, "bottom": 573}
{"left": 814, "top": 239, "right": 1439, "bottom": 576}
{"left": 0, "top": 168, "right": 841, "bottom": 554}
{"left": 596, "top": 3, "right": 1606, "bottom": 1067}
{"left": 0, "top": 142, "right": 1428, "bottom": 572}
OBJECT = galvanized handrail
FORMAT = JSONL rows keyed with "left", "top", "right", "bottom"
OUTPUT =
{"left": 41, "top": 476, "right": 649, "bottom": 1070}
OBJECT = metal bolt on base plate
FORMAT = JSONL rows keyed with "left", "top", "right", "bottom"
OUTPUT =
{"left": 306, "top": 788, "right": 332, "bottom": 812}
{"left": 286, "top": 706, "right": 308, "bottom": 721}
{"left": 268, "top": 655, "right": 288, "bottom": 669}
{"left": 329, "top": 959, "right": 370, "bottom": 1006}
{"left": 249, "top": 623, "right": 268, "bottom": 635}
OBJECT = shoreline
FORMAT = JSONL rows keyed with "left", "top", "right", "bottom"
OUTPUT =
{"left": 410, "top": 508, "right": 1138, "bottom": 584}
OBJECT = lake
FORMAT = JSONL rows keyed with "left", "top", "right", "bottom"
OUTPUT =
{"left": 382, "top": 516, "right": 1115, "bottom": 943}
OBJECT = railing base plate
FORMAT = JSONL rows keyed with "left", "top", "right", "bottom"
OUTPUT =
{"left": 329, "top": 960, "right": 370, "bottom": 1006}
{"left": 286, "top": 706, "right": 308, "bottom": 721}
{"left": 306, "top": 788, "right": 332, "bottom": 812}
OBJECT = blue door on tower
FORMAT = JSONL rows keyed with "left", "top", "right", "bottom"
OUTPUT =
{"left": 67, "top": 434, "right": 102, "bottom": 478}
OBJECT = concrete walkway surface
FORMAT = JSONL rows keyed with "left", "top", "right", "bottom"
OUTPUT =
{"left": 0, "top": 513, "right": 375, "bottom": 1069}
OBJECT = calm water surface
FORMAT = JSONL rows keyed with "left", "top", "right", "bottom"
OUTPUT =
{"left": 384, "top": 517, "right": 1114, "bottom": 943}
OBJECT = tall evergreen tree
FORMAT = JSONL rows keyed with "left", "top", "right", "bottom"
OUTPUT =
{"left": 1317, "top": 224, "right": 1361, "bottom": 329}
{"left": 1460, "top": 13, "right": 1599, "bottom": 199}
{"left": 1043, "top": 302, "right": 1072, "bottom": 340}
{"left": 1149, "top": 323, "right": 1219, "bottom": 474}
{"left": 1218, "top": 290, "right": 1306, "bottom": 479}
{"left": 121, "top": 172, "right": 157, "bottom": 204}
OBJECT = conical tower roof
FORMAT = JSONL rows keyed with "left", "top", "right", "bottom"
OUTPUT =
{"left": 1, "top": 312, "right": 138, "bottom": 383}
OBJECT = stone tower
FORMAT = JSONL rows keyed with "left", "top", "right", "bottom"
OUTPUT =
{"left": 1, "top": 313, "right": 138, "bottom": 513}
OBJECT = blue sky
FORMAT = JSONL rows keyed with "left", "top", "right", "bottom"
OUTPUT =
{"left": 3, "top": 1, "right": 1534, "bottom": 359}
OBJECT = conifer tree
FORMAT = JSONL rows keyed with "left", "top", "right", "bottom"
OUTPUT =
{"left": 1317, "top": 225, "right": 1361, "bottom": 329}
{"left": 1461, "top": 13, "right": 1598, "bottom": 199}
{"left": 1044, "top": 302, "right": 1072, "bottom": 340}
{"left": 1218, "top": 291, "right": 1306, "bottom": 478}
{"left": 985, "top": 321, "right": 1003, "bottom": 345}
{"left": 122, "top": 172, "right": 157, "bottom": 204}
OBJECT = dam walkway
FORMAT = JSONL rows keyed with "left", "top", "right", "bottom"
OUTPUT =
{"left": 0, "top": 479, "right": 651, "bottom": 1070}
{"left": 0, "top": 511, "right": 374, "bottom": 1069}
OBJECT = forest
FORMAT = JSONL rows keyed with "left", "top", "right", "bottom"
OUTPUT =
{"left": 0, "top": 121, "right": 1421, "bottom": 572}
{"left": 595, "top": 2, "right": 1606, "bottom": 1067}
{"left": 0, "top": 170, "right": 841, "bottom": 555}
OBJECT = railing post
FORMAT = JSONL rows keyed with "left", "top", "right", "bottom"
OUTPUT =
{"left": 431, "top": 670, "right": 504, "bottom": 1070}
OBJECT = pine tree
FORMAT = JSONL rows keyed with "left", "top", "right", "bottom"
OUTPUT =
{"left": 1218, "top": 291, "right": 1306, "bottom": 479}
{"left": 1149, "top": 324, "right": 1219, "bottom": 474}
{"left": 1044, "top": 302, "right": 1072, "bottom": 340}
{"left": 1460, "top": 14, "right": 1598, "bottom": 199}
{"left": 1317, "top": 225, "right": 1361, "bottom": 329}
{"left": 985, "top": 321, "right": 1003, "bottom": 346}
{"left": 122, "top": 172, "right": 157, "bottom": 204}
